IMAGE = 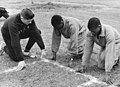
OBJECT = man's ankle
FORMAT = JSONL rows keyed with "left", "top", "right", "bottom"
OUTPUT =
{"left": 23, "top": 51, "right": 36, "bottom": 58}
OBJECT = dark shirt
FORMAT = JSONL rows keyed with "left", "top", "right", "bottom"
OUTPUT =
{"left": 1, "top": 13, "right": 45, "bottom": 60}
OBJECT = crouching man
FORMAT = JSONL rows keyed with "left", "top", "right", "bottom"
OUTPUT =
{"left": 0, "top": 8, "right": 46, "bottom": 71}
{"left": 76, "top": 17, "right": 120, "bottom": 84}
{"left": 51, "top": 15, "right": 87, "bottom": 61}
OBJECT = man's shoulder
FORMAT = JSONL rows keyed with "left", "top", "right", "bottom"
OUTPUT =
{"left": 102, "top": 24, "right": 118, "bottom": 33}
{"left": 4, "top": 14, "right": 20, "bottom": 28}
{"left": 63, "top": 16, "right": 84, "bottom": 27}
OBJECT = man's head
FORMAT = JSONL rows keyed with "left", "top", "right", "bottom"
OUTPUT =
{"left": 51, "top": 15, "right": 64, "bottom": 29}
{"left": 87, "top": 17, "right": 101, "bottom": 35}
{"left": 20, "top": 8, "right": 34, "bottom": 25}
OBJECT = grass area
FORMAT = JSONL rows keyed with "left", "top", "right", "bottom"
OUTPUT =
{"left": 27, "top": 1, "right": 120, "bottom": 84}
{"left": 0, "top": 61, "right": 90, "bottom": 87}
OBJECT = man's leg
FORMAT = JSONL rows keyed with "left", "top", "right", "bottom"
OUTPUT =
{"left": 34, "top": 30, "right": 45, "bottom": 50}
{"left": 23, "top": 37, "right": 37, "bottom": 58}
{"left": 20, "top": 29, "right": 42, "bottom": 52}
{"left": 21, "top": 29, "right": 45, "bottom": 58}
{"left": 24, "top": 37, "right": 36, "bottom": 52}
{"left": 3, "top": 38, "right": 22, "bottom": 62}
{"left": 1, "top": 31, "right": 25, "bottom": 62}
{"left": 1, "top": 33, "right": 26, "bottom": 71}
{"left": 19, "top": 29, "right": 37, "bottom": 58}
{"left": 73, "top": 27, "right": 86, "bottom": 61}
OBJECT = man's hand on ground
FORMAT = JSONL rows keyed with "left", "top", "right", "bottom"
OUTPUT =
{"left": 51, "top": 52, "right": 56, "bottom": 61}
{"left": 102, "top": 72, "right": 113, "bottom": 85}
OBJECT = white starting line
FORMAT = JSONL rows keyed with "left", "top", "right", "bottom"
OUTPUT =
{"left": 0, "top": 58, "right": 118, "bottom": 87}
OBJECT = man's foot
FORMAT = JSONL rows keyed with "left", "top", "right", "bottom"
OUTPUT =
{"left": 0, "top": 42, "right": 5, "bottom": 56}
{"left": 15, "top": 61, "right": 26, "bottom": 71}
{"left": 23, "top": 51, "right": 36, "bottom": 58}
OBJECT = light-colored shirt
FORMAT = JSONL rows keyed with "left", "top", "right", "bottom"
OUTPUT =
{"left": 52, "top": 16, "right": 87, "bottom": 54}
{"left": 82, "top": 24, "right": 120, "bottom": 72}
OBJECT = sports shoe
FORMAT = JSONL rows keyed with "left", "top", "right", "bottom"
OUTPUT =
{"left": 23, "top": 51, "right": 36, "bottom": 58}
{"left": 0, "top": 41, "right": 5, "bottom": 56}
{"left": 14, "top": 61, "right": 26, "bottom": 71}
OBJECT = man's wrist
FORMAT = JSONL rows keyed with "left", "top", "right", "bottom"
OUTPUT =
{"left": 42, "top": 49, "right": 46, "bottom": 51}
{"left": 106, "top": 71, "right": 111, "bottom": 76}
{"left": 42, "top": 49, "right": 46, "bottom": 52}
{"left": 52, "top": 51, "right": 56, "bottom": 54}
{"left": 52, "top": 51, "right": 56, "bottom": 57}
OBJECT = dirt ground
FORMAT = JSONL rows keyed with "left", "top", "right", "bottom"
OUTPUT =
{"left": 0, "top": 0, "right": 120, "bottom": 87}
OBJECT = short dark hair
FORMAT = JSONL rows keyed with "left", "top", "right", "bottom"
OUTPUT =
{"left": 51, "top": 15, "right": 63, "bottom": 27}
{"left": 88, "top": 17, "right": 101, "bottom": 30}
{"left": 21, "top": 8, "right": 34, "bottom": 19}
